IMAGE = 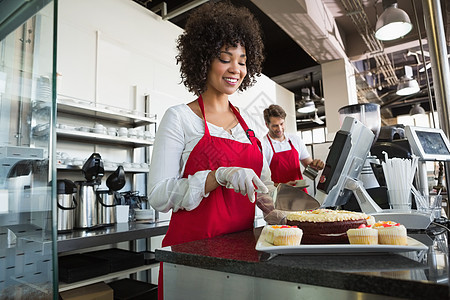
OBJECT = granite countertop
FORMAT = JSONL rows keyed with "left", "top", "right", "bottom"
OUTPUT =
{"left": 156, "top": 226, "right": 449, "bottom": 299}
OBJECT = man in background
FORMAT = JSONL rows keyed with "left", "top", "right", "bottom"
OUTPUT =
{"left": 262, "top": 104, "right": 324, "bottom": 190}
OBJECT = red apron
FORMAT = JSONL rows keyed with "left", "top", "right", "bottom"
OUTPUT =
{"left": 158, "top": 95, "right": 263, "bottom": 299}
{"left": 267, "top": 134, "right": 307, "bottom": 193}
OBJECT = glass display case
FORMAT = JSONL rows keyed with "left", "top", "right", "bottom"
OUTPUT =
{"left": 0, "top": 0, "right": 56, "bottom": 298}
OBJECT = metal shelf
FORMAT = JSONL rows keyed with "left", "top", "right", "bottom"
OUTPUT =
{"left": 57, "top": 96, "right": 156, "bottom": 128}
{"left": 57, "top": 221, "right": 169, "bottom": 253}
{"left": 56, "top": 129, "right": 154, "bottom": 147}
{"left": 58, "top": 263, "right": 158, "bottom": 292}
{"left": 57, "top": 164, "right": 149, "bottom": 174}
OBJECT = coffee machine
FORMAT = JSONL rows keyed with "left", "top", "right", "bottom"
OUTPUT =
{"left": 75, "top": 153, "right": 104, "bottom": 229}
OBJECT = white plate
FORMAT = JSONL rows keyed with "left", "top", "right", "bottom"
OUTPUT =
{"left": 255, "top": 229, "right": 428, "bottom": 254}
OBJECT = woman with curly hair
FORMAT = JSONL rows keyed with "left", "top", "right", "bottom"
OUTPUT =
{"left": 148, "top": 3, "right": 274, "bottom": 296}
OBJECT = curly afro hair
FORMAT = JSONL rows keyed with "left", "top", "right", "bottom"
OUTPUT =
{"left": 176, "top": 1, "right": 265, "bottom": 95}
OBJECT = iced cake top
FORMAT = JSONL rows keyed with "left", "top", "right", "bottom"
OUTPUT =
{"left": 287, "top": 209, "right": 375, "bottom": 224}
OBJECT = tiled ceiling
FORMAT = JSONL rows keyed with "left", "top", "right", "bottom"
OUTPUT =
{"left": 133, "top": 0, "right": 450, "bottom": 129}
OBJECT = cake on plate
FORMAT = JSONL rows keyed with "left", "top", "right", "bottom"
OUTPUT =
{"left": 286, "top": 209, "right": 375, "bottom": 244}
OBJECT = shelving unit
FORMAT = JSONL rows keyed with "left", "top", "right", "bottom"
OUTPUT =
{"left": 56, "top": 128, "right": 154, "bottom": 148}
{"left": 56, "top": 94, "right": 156, "bottom": 179}
{"left": 57, "top": 95, "right": 157, "bottom": 127}
{"left": 58, "top": 264, "right": 158, "bottom": 292}
{"left": 57, "top": 221, "right": 169, "bottom": 292}
{"left": 56, "top": 95, "right": 159, "bottom": 293}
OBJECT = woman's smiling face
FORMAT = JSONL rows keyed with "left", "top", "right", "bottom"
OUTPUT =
{"left": 205, "top": 44, "right": 247, "bottom": 96}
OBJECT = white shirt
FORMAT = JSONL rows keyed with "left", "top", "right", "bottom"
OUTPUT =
{"left": 262, "top": 133, "right": 310, "bottom": 166}
{"left": 148, "top": 104, "right": 273, "bottom": 213}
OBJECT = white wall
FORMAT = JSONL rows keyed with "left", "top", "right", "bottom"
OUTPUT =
{"left": 57, "top": 0, "right": 295, "bottom": 132}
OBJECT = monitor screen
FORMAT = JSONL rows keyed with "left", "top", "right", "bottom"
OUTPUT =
{"left": 405, "top": 126, "right": 450, "bottom": 161}
{"left": 315, "top": 117, "right": 375, "bottom": 207}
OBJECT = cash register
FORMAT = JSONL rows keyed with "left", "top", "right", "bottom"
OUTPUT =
{"left": 314, "top": 116, "right": 450, "bottom": 229}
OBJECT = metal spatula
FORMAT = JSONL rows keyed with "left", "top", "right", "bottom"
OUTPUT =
{"left": 273, "top": 183, "right": 320, "bottom": 211}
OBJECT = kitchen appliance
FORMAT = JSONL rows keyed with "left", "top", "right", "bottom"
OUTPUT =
{"left": 96, "top": 166, "right": 126, "bottom": 226}
{"left": 315, "top": 117, "right": 433, "bottom": 229}
{"left": 57, "top": 179, "right": 77, "bottom": 232}
{"left": 75, "top": 153, "right": 104, "bottom": 229}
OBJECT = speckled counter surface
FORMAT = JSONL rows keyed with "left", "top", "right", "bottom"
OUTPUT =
{"left": 156, "top": 226, "right": 449, "bottom": 299}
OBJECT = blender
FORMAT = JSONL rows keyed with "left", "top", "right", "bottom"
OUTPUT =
{"left": 75, "top": 153, "right": 104, "bottom": 229}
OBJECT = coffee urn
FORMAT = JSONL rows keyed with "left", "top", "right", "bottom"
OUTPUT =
{"left": 75, "top": 153, "right": 104, "bottom": 229}
{"left": 96, "top": 165, "right": 126, "bottom": 226}
{"left": 57, "top": 179, "right": 77, "bottom": 232}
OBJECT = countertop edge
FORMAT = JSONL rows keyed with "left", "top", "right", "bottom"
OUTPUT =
{"left": 156, "top": 244, "right": 449, "bottom": 300}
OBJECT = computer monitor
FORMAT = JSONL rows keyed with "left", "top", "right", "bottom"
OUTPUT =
{"left": 313, "top": 118, "right": 435, "bottom": 229}
{"left": 405, "top": 126, "right": 450, "bottom": 161}
{"left": 315, "top": 116, "right": 377, "bottom": 208}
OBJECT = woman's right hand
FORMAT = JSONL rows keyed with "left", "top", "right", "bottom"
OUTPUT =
{"left": 255, "top": 193, "right": 286, "bottom": 225}
{"left": 214, "top": 167, "right": 268, "bottom": 202}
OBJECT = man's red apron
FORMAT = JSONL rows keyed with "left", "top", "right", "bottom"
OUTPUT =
{"left": 158, "top": 95, "right": 263, "bottom": 299}
{"left": 267, "top": 135, "right": 307, "bottom": 193}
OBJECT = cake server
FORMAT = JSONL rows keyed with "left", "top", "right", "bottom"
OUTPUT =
{"left": 274, "top": 183, "right": 320, "bottom": 211}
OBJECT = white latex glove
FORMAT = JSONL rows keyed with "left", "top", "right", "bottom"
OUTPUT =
{"left": 215, "top": 167, "right": 269, "bottom": 203}
{"left": 256, "top": 193, "right": 274, "bottom": 215}
{"left": 256, "top": 194, "right": 286, "bottom": 225}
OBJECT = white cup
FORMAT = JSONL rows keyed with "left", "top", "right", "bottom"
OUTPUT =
{"left": 128, "top": 128, "right": 137, "bottom": 137}
{"left": 144, "top": 131, "right": 154, "bottom": 140}
{"left": 116, "top": 205, "right": 130, "bottom": 223}
{"left": 93, "top": 127, "right": 106, "bottom": 134}
{"left": 107, "top": 127, "right": 117, "bottom": 136}
{"left": 118, "top": 127, "right": 128, "bottom": 137}
{"left": 79, "top": 126, "right": 91, "bottom": 132}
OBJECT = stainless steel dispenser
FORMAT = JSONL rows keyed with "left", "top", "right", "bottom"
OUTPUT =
{"left": 96, "top": 190, "right": 118, "bottom": 225}
{"left": 75, "top": 153, "right": 104, "bottom": 229}
{"left": 96, "top": 166, "right": 126, "bottom": 226}
{"left": 57, "top": 179, "right": 77, "bottom": 232}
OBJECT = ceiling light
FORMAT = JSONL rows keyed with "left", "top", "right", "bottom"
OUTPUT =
{"left": 375, "top": 0, "right": 412, "bottom": 41}
{"left": 396, "top": 66, "right": 420, "bottom": 96}
{"left": 409, "top": 104, "right": 426, "bottom": 116}
{"left": 297, "top": 88, "right": 316, "bottom": 114}
{"left": 297, "top": 101, "right": 316, "bottom": 114}
{"left": 396, "top": 75, "right": 420, "bottom": 95}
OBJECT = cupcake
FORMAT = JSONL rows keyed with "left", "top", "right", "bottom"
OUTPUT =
{"left": 373, "top": 221, "right": 407, "bottom": 245}
{"left": 263, "top": 225, "right": 282, "bottom": 244}
{"left": 272, "top": 225, "right": 303, "bottom": 246}
{"left": 347, "top": 224, "right": 378, "bottom": 245}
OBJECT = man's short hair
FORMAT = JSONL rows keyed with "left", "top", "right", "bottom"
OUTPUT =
{"left": 263, "top": 104, "right": 286, "bottom": 124}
